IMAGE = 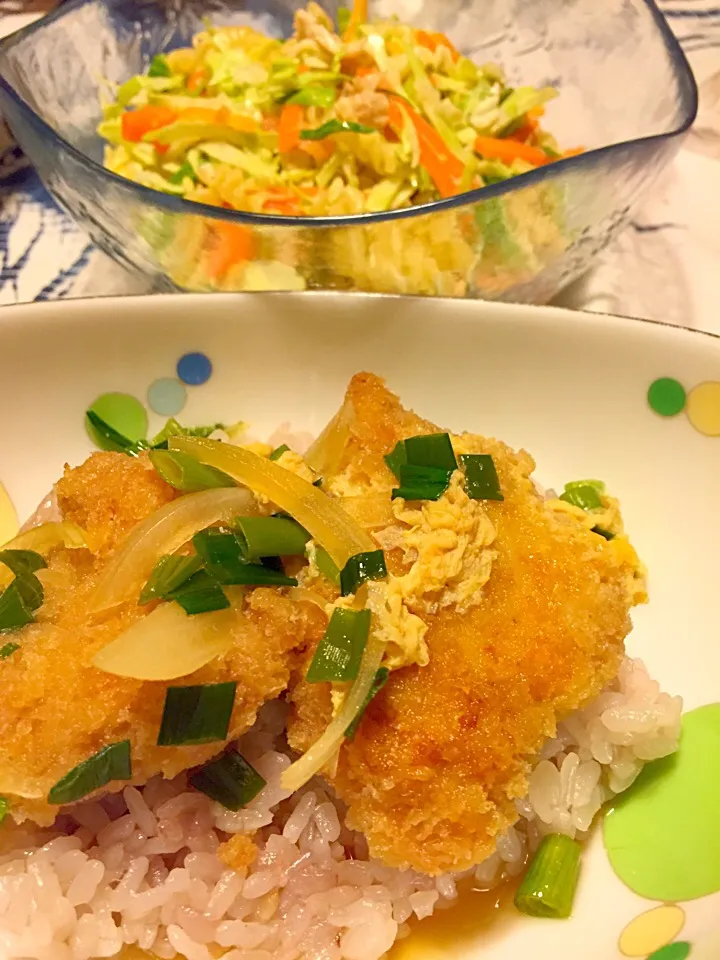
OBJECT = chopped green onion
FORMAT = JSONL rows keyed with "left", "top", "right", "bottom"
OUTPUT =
{"left": 559, "top": 482, "right": 603, "bottom": 512}
{"left": 384, "top": 440, "right": 407, "bottom": 482}
{"left": 405, "top": 433, "right": 457, "bottom": 472}
{"left": 148, "top": 54, "right": 171, "bottom": 77}
{"left": 268, "top": 444, "right": 290, "bottom": 461}
{"left": 0, "top": 641, "right": 19, "bottom": 660}
{"left": 460, "top": 454, "right": 504, "bottom": 501}
{"left": 287, "top": 85, "right": 336, "bottom": 108}
{"left": 157, "top": 682, "right": 237, "bottom": 746}
{"left": 85, "top": 410, "right": 149, "bottom": 456}
{"left": 337, "top": 5, "right": 351, "bottom": 32}
{"left": 392, "top": 464, "right": 452, "bottom": 501}
{"left": 593, "top": 526, "right": 615, "bottom": 541}
{"left": 47, "top": 740, "right": 132, "bottom": 805}
{"left": 312, "top": 478, "right": 323, "bottom": 488}
{"left": 169, "top": 161, "right": 196, "bottom": 185}
{"left": 0, "top": 796, "right": 8, "bottom": 825}
{"left": 0, "top": 575, "right": 44, "bottom": 632}
{"left": 151, "top": 418, "right": 225, "bottom": 449}
{"left": 139, "top": 554, "right": 203, "bottom": 605}
{"left": 0, "top": 550, "right": 46, "bottom": 578}
{"left": 340, "top": 550, "right": 387, "bottom": 596}
{"left": 190, "top": 750, "right": 266, "bottom": 810}
{"left": 149, "top": 449, "right": 235, "bottom": 492}
{"left": 345, "top": 667, "right": 389, "bottom": 739}
{"left": 300, "top": 119, "right": 374, "bottom": 140}
{"left": 170, "top": 570, "right": 230, "bottom": 615}
{"left": 233, "top": 516, "right": 310, "bottom": 559}
{"left": 315, "top": 545, "right": 340, "bottom": 585}
{"left": 193, "top": 529, "right": 297, "bottom": 586}
{"left": 306, "top": 608, "right": 370, "bottom": 683}
{"left": 565, "top": 479, "right": 605, "bottom": 494}
{"left": 514, "top": 833, "right": 581, "bottom": 919}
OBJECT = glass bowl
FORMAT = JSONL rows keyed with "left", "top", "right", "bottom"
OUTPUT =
{"left": 0, "top": 0, "right": 697, "bottom": 299}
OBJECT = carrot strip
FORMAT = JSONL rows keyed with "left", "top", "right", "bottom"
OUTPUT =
{"left": 387, "top": 97, "right": 464, "bottom": 198}
{"left": 187, "top": 67, "right": 207, "bottom": 93}
{"left": 278, "top": 103, "right": 303, "bottom": 153}
{"left": 415, "top": 30, "right": 459, "bottom": 62}
{"left": 562, "top": 146, "right": 584, "bottom": 158}
{"left": 343, "top": 0, "right": 368, "bottom": 40}
{"left": 474, "top": 135, "right": 549, "bottom": 167}
{"left": 121, "top": 105, "right": 177, "bottom": 142}
{"left": 205, "top": 222, "right": 255, "bottom": 279}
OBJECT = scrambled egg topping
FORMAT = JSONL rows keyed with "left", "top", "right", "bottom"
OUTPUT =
{"left": 384, "top": 470, "right": 497, "bottom": 619}
{"left": 275, "top": 449, "right": 317, "bottom": 484}
{"left": 547, "top": 492, "right": 648, "bottom": 605}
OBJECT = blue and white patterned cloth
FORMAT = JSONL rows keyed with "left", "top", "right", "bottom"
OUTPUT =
{"left": 1, "top": 1, "right": 720, "bottom": 329}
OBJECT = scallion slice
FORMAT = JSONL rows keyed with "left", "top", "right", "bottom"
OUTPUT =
{"left": 315, "top": 545, "right": 340, "bottom": 585}
{"left": 85, "top": 410, "right": 149, "bottom": 457}
{"left": 0, "top": 641, "right": 19, "bottom": 660}
{"left": 192, "top": 529, "right": 297, "bottom": 587}
{"left": 169, "top": 161, "right": 196, "bottom": 185}
{"left": 0, "top": 575, "right": 44, "bottom": 632}
{"left": 157, "top": 682, "right": 237, "bottom": 746}
{"left": 233, "top": 516, "right": 310, "bottom": 559}
{"left": 345, "top": 667, "right": 389, "bottom": 739}
{"left": 514, "top": 833, "right": 582, "bottom": 919}
{"left": 306, "top": 608, "right": 370, "bottom": 683}
{"left": 287, "top": 85, "right": 336, "bottom": 108}
{"left": 139, "top": 555, "right": 203, "bottom": 605}
{"left": 170, "top": 570, "right": 230, "bottom": 615}
{"left": 559, "top": 482, "right": 603, "bottom": 512}
{"left": 148, "top": 53, "right": 171, "bottom": 77}
{"left": 151, "top": 418, "right": 225, "bottom": 449}
{"left": 405, "top": 433, "right": 458, "bottom": 472}
{"left": 460, "top": 454, "right": 504, "bottom": 501}
{"left": 384, "top": 441, "right": 407, "bottom": 482}
{"left": 0, "top": 796, "right": 8, "bottom": 824}
{"left": 593, "top": 526, "right": 615, "bottom": 541}
{"left": 150, "top": 449, "right": 235, "bottom": 492}
{"left": 190, "top": 750, "right": 266, "bottom": 810}
{"left": 47, "top": 740, "right": 132, "bottom": 805}
{"left": 268, "top": 444, "right": 290, "bottom": 461}
{"left": 340, "top": 550, "right": 387, "bottom": 596}
{"left": 0, "top": 550, "right": 46, "bottom": 578}
{"left": 300, "top": 119, "right": 374, "bottom": 140}
{"left": 391, "top": 464, "right": 452, "bottom": 502}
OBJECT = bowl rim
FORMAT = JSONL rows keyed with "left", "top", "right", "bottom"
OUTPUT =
{"left": 0, "top": 0, "right": 699, "bottom": 230}
{"left": 1, "top": 289, "right": 719, "bottom": 351}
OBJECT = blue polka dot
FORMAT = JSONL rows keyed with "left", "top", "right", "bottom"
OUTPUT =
{"left": 177, "top": 352, "right": 212, "bottom": 386}
{"left": 148, "top": 378, "right": 187, "bottom": 416}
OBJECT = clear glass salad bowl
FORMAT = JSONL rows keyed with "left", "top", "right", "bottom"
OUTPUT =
{"left": 0, "top": 0, "right": 697, "bottom": 299}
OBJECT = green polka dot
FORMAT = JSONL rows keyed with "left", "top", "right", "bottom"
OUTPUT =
{"left": 604, "top": 704, "right": 720, "bottom": 901}
{"left": 86, "top": 393, "right": 148, "bottom": 452}
{"left": 648, "top": 378, "right": 686, "bottom": 417}
{"left": 648, "top": 943, "right": 691, "bottom": 960}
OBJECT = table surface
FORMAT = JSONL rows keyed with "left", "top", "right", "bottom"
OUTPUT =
{"left": 1, "top": 0, "right": 719, "bottom": 331}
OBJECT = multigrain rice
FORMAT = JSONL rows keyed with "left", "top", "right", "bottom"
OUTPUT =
{"left": 0, "top": 657, "right": 681, "bottom": 960}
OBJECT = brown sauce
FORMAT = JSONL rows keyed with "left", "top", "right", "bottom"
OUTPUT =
{"left": 388, "top": 877, "right": 521, "bottom": 960}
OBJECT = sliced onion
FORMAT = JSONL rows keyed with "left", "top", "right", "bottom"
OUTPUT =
{"left": 340, "top": 495, "right": 395, "bottom": 529}
{"left": 0, "top": 521, "right": 88, "bottom": 590}
{"left": 90, "top": 488, "right": 256, "bottom": 612}
{"left": 171, "top": 439, "right": 375, "bottom": 567}
{"left": 304, "top": 396, "right": 354, "bottom": 476}
{"left": 92, "top": 590, "right": 244, "bottom": 680}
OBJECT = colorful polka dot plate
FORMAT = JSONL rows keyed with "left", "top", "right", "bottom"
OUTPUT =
{"left": 0, "top": 294, "right": 719, "bottom": 960}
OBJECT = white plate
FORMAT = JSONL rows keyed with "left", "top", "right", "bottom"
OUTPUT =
{"left": 1, "top": 293, "right": 718, "bottom": 960}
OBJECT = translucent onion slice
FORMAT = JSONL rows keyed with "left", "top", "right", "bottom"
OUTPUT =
{"left": 171, "top": 438, "right": 375, "bottom": 566}
{"left": 0, "top": 521, "right": 87, "bottom": 590}
{"left": 304, "top": 397, "right": 354, "bottom": 476}
{"left": 280, "top": 628, "right": 386, "bottom": 792}
{"left": 92, "top": 590, "right": 244, "bottom": 680}
{"left": 340, "top": 495, "right": 395, "bottom": 529}
{"left": 90, "top": 488, "right": 256, "bottom": 612}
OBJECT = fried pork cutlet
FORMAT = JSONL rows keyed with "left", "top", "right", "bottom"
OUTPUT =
{"left": 0, "top": 453, "right": 325, "bottom": 826}
{"left": 288, "top": 373, "right": 645, "bottom": 875}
